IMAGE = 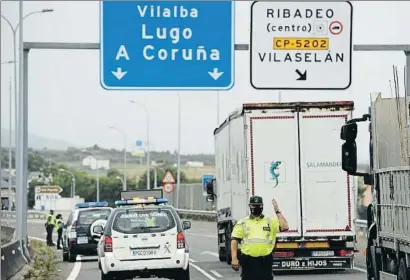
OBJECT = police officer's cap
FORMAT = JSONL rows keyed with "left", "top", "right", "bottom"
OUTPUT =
{"left": 249, "top": 196, "right": 263, "bottom": 205}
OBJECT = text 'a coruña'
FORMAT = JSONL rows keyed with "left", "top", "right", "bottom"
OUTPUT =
{"left": 136, "top": 4, "right": 220, "bottom": 61}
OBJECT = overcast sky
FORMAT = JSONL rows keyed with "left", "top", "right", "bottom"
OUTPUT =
{"left": 1, "top": 1, "right": 409, "bottom": 161}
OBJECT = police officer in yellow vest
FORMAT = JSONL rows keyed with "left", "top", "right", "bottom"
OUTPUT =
{"left": 231, "top": 196, "right": 289, "bottom": 280}
{"left": 55, "top": 214, "right": 64, "bottom": 250}
{"left": 45, "top": 210, "right": 56, "bottom": 246}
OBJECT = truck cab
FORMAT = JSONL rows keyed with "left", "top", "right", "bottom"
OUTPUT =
{"left": 340, "top": 94, "right": 410, "bottom": 280}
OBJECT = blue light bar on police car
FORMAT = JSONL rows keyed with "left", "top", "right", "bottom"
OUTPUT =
{"left": 75, "top": 201, "right": 109, "bottom": 208}
{"left": 114, "top": 197, "right": 168, "bottom": 206}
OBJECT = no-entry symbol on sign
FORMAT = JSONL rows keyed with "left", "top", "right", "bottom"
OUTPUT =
{"left": 329, "top": 21, "right": 343, "bottom": 35}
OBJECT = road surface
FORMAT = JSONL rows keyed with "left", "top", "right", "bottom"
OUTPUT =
{"left": 18, "top": 220, "right": 368, "bottom": 280}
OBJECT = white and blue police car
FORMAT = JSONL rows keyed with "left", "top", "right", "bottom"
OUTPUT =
{"left": 62, "top": 201, "right": 112, "bottom": 262}
{"left": 94, "top": 197, "right": 192, "bottom": 280}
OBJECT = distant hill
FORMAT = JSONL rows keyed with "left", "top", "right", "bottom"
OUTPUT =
{"left": 1, "top": 129, "right": 77, "bottom": 150}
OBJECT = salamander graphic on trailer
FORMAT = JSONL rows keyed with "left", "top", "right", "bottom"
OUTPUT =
{"left": 269, "top": 161, "right": 281, "bottom": 188}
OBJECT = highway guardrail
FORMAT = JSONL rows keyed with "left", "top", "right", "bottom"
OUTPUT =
{"left": 1, "top": 210, "right": 47, "bottom": 220}
{"left": 1, "top": 209, "right": 369, "bottom": 227}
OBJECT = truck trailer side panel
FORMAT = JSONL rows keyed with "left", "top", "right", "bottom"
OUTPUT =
{"left": 229, "top": 116, "right": 249, "bottom": 222}
{"left": 246, "top": 109, "right": 302, "bottom": 237}
{"left": 215, "top": 121, "right": 232, "bottom": 220}
{"left": 299, "top": 111, "right": 355, "bottom": 237}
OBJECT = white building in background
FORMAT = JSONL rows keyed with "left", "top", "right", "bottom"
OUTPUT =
{"left": 185, "top": 161, "right": 204, "bottom": 167}
{"left": 81, "top": 156, "right": 110, "bottom": 170}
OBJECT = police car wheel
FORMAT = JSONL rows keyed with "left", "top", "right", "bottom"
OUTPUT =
{"left": 63, "top": 251, "right": 69, "bottom": 262}
{"left": 100, "top": 271, "right": 115, "bottom": 280}
{"left": 68, "top": 249, "right": 77, "bottom": 262}
{"left": 172, "top": 266, "right": 190, "bottom": 280}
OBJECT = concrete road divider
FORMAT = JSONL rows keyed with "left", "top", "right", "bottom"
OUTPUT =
{"left": 1, "top": 239, "right": 28, "bottom": 280}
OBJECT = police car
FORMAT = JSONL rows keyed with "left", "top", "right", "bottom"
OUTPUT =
{"left": 94, "top": 197, "right": 191, "bottom": 280}
{"left": 63, "top": 201, "right": 113, "bottom": 262}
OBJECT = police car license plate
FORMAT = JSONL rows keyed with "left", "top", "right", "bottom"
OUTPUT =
{"left": 312, "top": 251, "right": 334, "bottom": 257}
{"left": 77, "top": 237, "right": 88, "bottom": 244}
{"left": 132, "top": 249, "right": 157, "bottom": 257}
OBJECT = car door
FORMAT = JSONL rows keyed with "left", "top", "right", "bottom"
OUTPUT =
{"left": 64, "top": 212, "right": 74, "bottom": 245}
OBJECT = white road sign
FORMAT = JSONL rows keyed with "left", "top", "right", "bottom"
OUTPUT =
{"left": 250, "top": 1, "right": 353, "bottom": 90}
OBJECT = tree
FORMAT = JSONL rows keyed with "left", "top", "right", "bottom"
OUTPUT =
{"left": 107, "top": 169, "right": 122, "bottom": 178}
{"left": 28, "top": 152, "right": 48, "bottom": 171}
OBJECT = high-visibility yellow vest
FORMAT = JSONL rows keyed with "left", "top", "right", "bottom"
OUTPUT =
{"left": 231, "top": 216, "right": 280, "bottom": 257}
{"left": 46, "top": 214, "right": 55, "bottom": 226}
{"left": 55, "top": 218, "right": 63, "bottom": 229}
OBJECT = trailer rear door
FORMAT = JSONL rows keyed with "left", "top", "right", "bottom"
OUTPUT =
{"left": 247, "top": 109, "right": 302, "bottom": 238}
{"left": 298, "top": 111, "right": 354, "bottom": 237}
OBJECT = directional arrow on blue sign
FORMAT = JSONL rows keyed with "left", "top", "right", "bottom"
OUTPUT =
{"left": 100, "top": 1, "right": 235, "bottom": 91}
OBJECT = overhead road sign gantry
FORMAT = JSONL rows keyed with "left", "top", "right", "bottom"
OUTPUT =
{"left": 250, "top": 1, "right": 353, "bottom": 90}
{"left": 100, "top": 1, "right": 235, "bottom": 91}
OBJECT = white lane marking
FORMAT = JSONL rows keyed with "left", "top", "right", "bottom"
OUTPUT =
{"left": 190, "top": 262, "right": 217, "bottom": 280}
{"left": 66, "top": 256, "right": 82, "bottom": 280}
{"left": 201, "top": 251, "right": 219, "bottom": 257}
{"left": 27, "top": 236, "right": 82, "bottom": 280}
{"left": 186, "top": 233, "right": 217, "bottom": 239}
{"left": 353, "top": 267, "right": 366, "bottom": 273}
{"left": 189, "top": 258, "right": 197, "bottom": 263}
{"left": 210, "top": 270, "right": 223, "bottom": 278}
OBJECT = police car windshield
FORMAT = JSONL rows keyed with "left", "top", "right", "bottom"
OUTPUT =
{"left": 78, "top": 209, "right": 111, "bottom": 225}
{"left": 112, "top": 208, "right": 176, "bottom": 234}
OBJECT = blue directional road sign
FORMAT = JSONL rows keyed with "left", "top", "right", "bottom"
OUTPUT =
{"left": 202, "top": 174, "right": 214, "bottom": 196}
{"left": 100, "top": 1, "right": 235, "bottom": 91}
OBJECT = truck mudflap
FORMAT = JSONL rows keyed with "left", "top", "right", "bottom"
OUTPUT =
{"left": 272, "top": 257, "right": 353, "bottom": 270}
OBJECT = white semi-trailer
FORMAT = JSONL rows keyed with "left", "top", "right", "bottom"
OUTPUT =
{"left": 206, "top": 101, "right": 357, "bottom": 270}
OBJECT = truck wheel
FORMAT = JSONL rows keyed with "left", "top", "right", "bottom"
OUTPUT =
{"left": 218, "top": 248, "right": 227, "bottom": 262}
{"left": 225, "top": 227, "right": 232, "bottom": 265}
{"left": 366, "top": 248, "right": 374, "bottom": 280}
{"left": 398, "top": 258, "right": 409, "bottom": 280}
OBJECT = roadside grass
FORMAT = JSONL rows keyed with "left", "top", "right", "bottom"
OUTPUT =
{"left": 23, "top": 240, "right": 58, "bottom": 280}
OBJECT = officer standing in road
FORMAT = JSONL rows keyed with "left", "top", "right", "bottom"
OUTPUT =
{"left": 230, "top": 196, "right": 289, "bottom": 280}
{"left": 55, "top": 214, "right": 64, "bottom": 250}
{"left": 45, "top": 209, "right": 56, "bottom": 246}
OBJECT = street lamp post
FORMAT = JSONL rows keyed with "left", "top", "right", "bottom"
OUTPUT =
{"left": 176, "top": 93, "right": 181, "bottom": 209}
{"left": 129, "top": 101, "right": 150, "bottom": 190}
{"left": 109, "top": 126, "right": 127, "bottom": 191}
{"left": 116, "top": 176, "right": 125, "bottom": 188}
{"left": 58, "top": 169, "right": 75, "bottom": 198}
{"left": 82, "top": 150, "right": 100, "bottom": 201}
{"left": 1, "top": 9, "right": 53, "bottom": 213}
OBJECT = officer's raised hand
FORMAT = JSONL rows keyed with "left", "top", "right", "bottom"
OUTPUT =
{"left": 231, "top": 257, "right": 240, "bottom": 271}
{"left": 272, "top": 199, "right": 280, "bottom": 212}
{"left": 272, "top": 198, "right": 290, "bottom": 232}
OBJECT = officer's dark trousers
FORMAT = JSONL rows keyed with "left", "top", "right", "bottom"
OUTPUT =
{"left": 57, "top": 229, "right": 63, "bottom": 249}
{"left": 240, "top": 253, "right": 273, "bottom": 280}
{"left": 46, "top": 225, "right": 54, "bottom": 246}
